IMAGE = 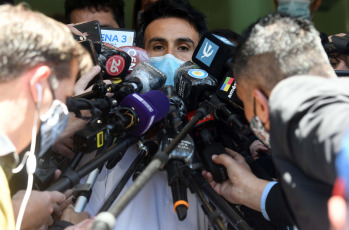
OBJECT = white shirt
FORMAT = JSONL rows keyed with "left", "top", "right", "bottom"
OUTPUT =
{"left": 83, "top": 145, "right": 208, "bottom": 230}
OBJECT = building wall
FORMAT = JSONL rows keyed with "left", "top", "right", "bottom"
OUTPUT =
{"left": 15, "top": 0, "right": 349, "bottom": 36}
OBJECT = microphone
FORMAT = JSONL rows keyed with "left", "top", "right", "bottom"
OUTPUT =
{"left": 192, "top": 32, "right": 236, "bottom": 80}
{"left": 113, "top": 62, "right": 167, "bottom": 102}
{"left": 199, "top": 128, "right": 228, "bottom": 182}
{"left": 70, "top": 61, "right": 167, "bottom": 111}
{"left": 160, "top": 86, "right": 194, "bottom": 221}
{"left": 174, "top": 62, "right": 218, "bottom": 112}
{"left": 119, "top": 90, "right": 170, "bottom": 137}
{"left": 174, "top": 62, "right": 245, "bottom": 128}
{"left": 118, "top": 46, "right": 150, "bottom": 73}
{"left": 98, "top": 43, "right": 132, "bottom": 81}
{"left": 105, "top": 90, "right": 169, "bottom": 169}
{"left": 323, "top": 33, "right": 349, "bottom": 55}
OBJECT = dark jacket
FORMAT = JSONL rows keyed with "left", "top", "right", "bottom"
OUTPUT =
{"left": 269, "top": 75, "right": 349, "bottom": 229}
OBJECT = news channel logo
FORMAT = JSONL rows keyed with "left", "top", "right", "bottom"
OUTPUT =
{"left": 102, "top": 29, "right": 134, "bottom": 48}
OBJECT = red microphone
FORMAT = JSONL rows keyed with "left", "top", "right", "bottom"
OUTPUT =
{"left": 119, "top": 46, "right": 150, "bottom": 74}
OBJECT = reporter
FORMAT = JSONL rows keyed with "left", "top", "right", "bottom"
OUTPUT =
{"left": 0, "top": 4, "right": 92, "bottom": 229}
{"left": 204, "top": 13, "right": 349, "bottom": 229}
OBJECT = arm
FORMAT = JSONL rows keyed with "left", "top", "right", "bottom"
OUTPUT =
{"left": 202, "top": 148, "right": 294, "bottom": 224}
{"left": 202, "top": 148, "right": 269, "bottom": 212}
{"left": 12, "top": 190, "right": 65, "bottom": 230}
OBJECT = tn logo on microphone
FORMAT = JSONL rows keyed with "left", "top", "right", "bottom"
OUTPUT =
{"left": 196, "top": 38, "right": 219, "bottom": 66}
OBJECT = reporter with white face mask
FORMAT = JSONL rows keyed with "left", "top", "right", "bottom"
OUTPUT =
{"left": 0, "top": 4, "right": 94, "bottom": 230}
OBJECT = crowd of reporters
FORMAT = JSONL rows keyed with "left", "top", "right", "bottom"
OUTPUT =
{"left": 1, "top": 0, "right": 349, "bottom": 230}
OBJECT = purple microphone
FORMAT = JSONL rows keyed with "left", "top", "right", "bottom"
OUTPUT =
{"left": 119, "top": 90, "right": 170, "bottom": 136}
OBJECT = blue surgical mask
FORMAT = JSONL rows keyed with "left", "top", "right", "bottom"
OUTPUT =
{"left": 150, "top": 54, "right": 184, "bottom": 86}
{"left": 250, "top": 98, "right": 271, "bottom": 149}
{"left": 277, "top": 0, "right": 311, "bottom": 20}
{"left": 39, "top": 99, "right": 69, "bottom": 158}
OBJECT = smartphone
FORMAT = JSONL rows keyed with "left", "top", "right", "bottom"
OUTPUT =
{"left": 79, "top": 39, "right": 103, "bottom": 89}
{"left": 73, "top": 20, "right": 101, "bottom": 42}
{"left": 101, "top": 28, "right": 136, "bottom": 48}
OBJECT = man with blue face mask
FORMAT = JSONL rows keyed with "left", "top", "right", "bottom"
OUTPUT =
{"left": 0, "top": 4, "right": 94, "bottom": 230}
{"left": 273, "top": 0, "right": 321, "bottom": 20}
{"left": 138, "top": 0, "right": 207, "bottom": 85}
{"left": 203, "top": 14, "right": 349, "bottom": 229}
{"left": 82, "top": 1, "right": 210, "bottom": 230}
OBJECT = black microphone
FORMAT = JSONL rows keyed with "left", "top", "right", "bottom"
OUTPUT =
{"left": 323, "top": 33, "right": 349, "bottom": 55}
{"left": 174, "top": 62, "right": 245, "bottom": 127}
{"left": 98, "top": 43, "right": 132, "bottom": 81}
{"left": 199, "top": 128, "right": 228, "bottom": 182}
{"left": 192, "top": 32, "right": 236, "bottom": 80}
{"left": 160, "top": 86, "right": 194, "bottom": 221}
{"left": 174, "top": 62, "right": 217, "bottom": 112}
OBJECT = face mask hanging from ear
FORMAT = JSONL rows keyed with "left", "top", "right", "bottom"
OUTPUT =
{"left": 38, "top": 99, "right": 69, "bottom": 158}
{"left": 150, "top": 54, "right": 185, "bottom": 86}
{"left": 250, "top": 98, "right": 271, "bottom": 149}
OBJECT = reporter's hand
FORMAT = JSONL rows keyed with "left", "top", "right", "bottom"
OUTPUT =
{"left": 52, "top": 114, "right": 89, "bottom": 158}
{"left": 202, "top": 148, "right": 269, "bottom": 212}
{"left": 64, "top": 219, "right": 94, "bottom": 230}
{"left": 12, "top": 190, "right": 65, "bottom": 230}
{"left": 74, "top": 65, "right": 101, "bottom": 96}
{"left": 249, "top": 140, "right": 269, "bottom": 159}
{"left": 66, "top": 24, "right": 88, "bottom": 38}
{"left": 60, "top": 205, "right": 90, "bottom": 225}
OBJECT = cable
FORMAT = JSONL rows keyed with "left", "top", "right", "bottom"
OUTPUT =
{"left": 14, "top": 87, "right": 40, "bottom": 230}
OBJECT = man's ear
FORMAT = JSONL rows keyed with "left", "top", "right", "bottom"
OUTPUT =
{"left": 253, "top": 89, "right": 269, "bottom": 124}
{"left": 29, "top": 65, "right": 51, "bottom": 103}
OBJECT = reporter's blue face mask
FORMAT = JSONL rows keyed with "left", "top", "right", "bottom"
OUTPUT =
{"left": 277, "top": 0, "right": 311, "bottom": 20}
{"left": 150, "top": 54, "right": 184, "bottom": 86}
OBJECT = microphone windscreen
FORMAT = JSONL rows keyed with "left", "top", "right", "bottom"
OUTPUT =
{"left": 126, "top": 62, "right": 166, "bottom": 93}
{"left": 141, "top": 90, "right": 170, "bottom": 122}
{"left": 120, "top": 91, "right": 169, "bottom": 136}
{"left": 118, "top": 46, "right": 150, "bottom": 73}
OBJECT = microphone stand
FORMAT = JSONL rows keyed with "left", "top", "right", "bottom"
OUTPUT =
{"left": 336, "top": 70, "right": 349, "bottom": 76}
{"left": 92, "top": 104, "right": 212, "bottom": 230}
{"left": 184, "top": 167, "right": 251, "bottom": 230}
{"left": 47, "top": 135, "right": 138, "bottom": 192}
{"left": 74, "top": 137, "right": 114, "bottom": 212}
{"left": 98, "top": 140, "right": 158, "bottom": 212}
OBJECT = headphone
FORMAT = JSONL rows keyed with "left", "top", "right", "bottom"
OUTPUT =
{"left": 36, "top": 83, "right": 42, "bottom": 104}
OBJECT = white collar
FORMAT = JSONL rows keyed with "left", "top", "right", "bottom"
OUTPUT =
{"left": 0, "top": 132, "right": 17, "bottom": 157}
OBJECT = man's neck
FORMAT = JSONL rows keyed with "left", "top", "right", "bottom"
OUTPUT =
{"left": 0, "top": 79, "right": 34, "bottom": 153}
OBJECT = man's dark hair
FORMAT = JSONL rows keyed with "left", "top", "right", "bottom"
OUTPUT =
{"left": 0, "top": 0, "right": 14, "bottom": 5}
{"left": 136, "top": 0, "right": 207, "bottom": 47}
{"left": 65, "top": 0, "right": 125, "bottom": 28}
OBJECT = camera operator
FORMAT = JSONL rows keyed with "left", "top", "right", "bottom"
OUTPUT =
{"left": 0, "top": 4, "right": 94, "bottom": 229}
{"left": 327, "top": 33, "right": 349, "bottom": 71}
{"left": 203, "top": 13, "right": 349, "bottom": 229}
